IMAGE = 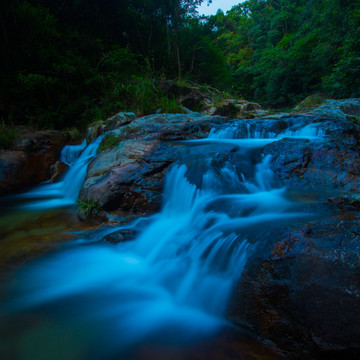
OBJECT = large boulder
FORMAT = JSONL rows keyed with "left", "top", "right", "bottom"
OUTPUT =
{"left": 157, "top": 80, "right": 269, "bottom": 118}
{"left": 263, "top": 100, "right": 360, "bottom": 192}
{"left": 229, "top": 213, "right": 360, "bottom": 360}
{"left": 86, "top": 112, "right": 137, "bottom": 142}
{"left": 209, "top": 99, "right": 269, "bottom": 119}
{"left": 79, "top": 113, "right": 227, "bottom": 222}
{"left": 0, "top": 130, "right": 67, "bottom": 196}
{"left": 157, "top": 80, "right": 205, "bottom": 110}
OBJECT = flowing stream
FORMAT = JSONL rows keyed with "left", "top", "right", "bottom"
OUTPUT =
{"left": 0, "top": 117, "right": 325, "bottom": 360}
{"left": 16, "top": 136, "right": 103, "bottom": 210}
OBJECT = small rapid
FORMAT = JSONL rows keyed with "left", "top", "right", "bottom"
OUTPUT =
{"left": 208, "top": 117, "right": 325, "bottom": 140}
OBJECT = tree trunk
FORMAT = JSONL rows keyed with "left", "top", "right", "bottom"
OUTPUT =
{"left": 174, "top": 2, "right": 182, "bottom": 80}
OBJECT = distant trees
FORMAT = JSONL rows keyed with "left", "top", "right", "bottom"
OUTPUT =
{"left": 209, "top": 0, "right": 360, "bottom": 106}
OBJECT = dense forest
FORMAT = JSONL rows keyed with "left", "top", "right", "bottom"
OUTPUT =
{"left": 1, "top": 0, "right": 359, "bottom": 130}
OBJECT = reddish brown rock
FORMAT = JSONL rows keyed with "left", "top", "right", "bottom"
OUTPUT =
{"left": 0, "top": 130, "right": 67, "bottom": 195}
{"left": 50, "top": 161, "right": 69, "bottom": 183}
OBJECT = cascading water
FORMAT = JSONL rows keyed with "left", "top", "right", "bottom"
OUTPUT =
{"left": 17, "top": 136, "right": 103, "bottom": 210}
{"left": 1, "top": 117, "right": 325, "bottom": 359}
{"left": 209, "top": 117, "right": 325, "bottom": 140}
{"left": 61, "top": 139, "right": 87, "bottom": 165}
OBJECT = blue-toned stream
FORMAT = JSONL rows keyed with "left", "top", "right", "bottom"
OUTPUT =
{"left": 0, "top": 118, "right": 325, "bottom": 360}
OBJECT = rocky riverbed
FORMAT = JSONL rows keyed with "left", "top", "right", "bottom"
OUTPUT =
{"left": 1, "top": 98, "right": 360, "bottom": 360}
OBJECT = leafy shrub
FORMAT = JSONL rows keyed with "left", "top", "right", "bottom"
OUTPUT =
{"left": 158, "top": 96, "right": 185, "bottom": 113}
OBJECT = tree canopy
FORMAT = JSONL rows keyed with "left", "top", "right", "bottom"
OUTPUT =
{"left": 210, "top": 0, "right": 360, "bottom": 105}
{"left": 1, "top": 0, "right": 359, "bottom": 129}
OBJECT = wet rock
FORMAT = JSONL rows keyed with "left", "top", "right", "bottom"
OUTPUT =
{"left": 80, "top": 113, "right": 226, "bottom": 222}
{"left": 86, "top": 112, "right": 137, "bottom": 142}
{"left": 81, "top": 140, "right": 173, "bottom": 216}
{"left": 103, "top": 229, "right": 139, "bottom": 244}
{"left": 229, "top": 217, "right": 360, "bottom": 360}
{"left": 340, "top": 102, "right": 360, "bottom": 116}
{"left": 228, "top": 100, "right": 360, "bottom": 359}
{"left": 50, "top": 161, "right": 69, "bottom": 183}
{"left": 210, "top": 99, "right": 268, "bottom": 119}
{"left": 0, "top": 130, "right": 67, "bottom": 196}
{"left": 262, "top": 113, "right": 360, "bottom": 193}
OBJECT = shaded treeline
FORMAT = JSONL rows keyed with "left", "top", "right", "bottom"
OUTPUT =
{"left": 0, "top": 0, "right": 227, "bottom": 129}
{"left": 0, "top": 0, "right": 359, "bottom": 129}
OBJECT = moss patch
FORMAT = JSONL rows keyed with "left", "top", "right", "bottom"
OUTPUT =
{"left": 294, "top": 94, "right": 325, "bottom": 111}
{"left": 98, "top": 133, "right": 121, "bottom": 152}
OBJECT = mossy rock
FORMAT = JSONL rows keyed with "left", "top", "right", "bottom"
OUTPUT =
{"left": 294, "top": 94, "right": 325, "bottom": 111}
{"left": 98, "top": 133, "right": 121, "bottom": 152}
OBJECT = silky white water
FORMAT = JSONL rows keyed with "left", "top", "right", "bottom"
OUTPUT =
{"left": 17, "top": 136, "right": 103, "bottom": 210}
{"left": 2, "top": 117, "right": 324, "bottom": 359}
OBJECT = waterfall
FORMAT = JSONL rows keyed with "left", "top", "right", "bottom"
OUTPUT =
{"left": 5, "top": 117, "right": 324, "bottom": 358}
{"left": 18, "top": 136, "right": 103, "bottom": 210}
{"left": 61, "top": 139, "right": 87, "bottom": 165}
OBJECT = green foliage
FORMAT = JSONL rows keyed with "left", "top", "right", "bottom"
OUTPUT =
{"left": 103, "top": 76, "right": 185, "bottom": 116}
{"left": 0, "top": 0, "right": 230, "bottom": 130}
{"left": 98, "top": 133, "right": 121, "bottom": 152}
{"left": 346, "top": 115, "right": 360, "bottom": 125}
{"left": 210, "top": 0, "right": 360, "bottom": 106}
{"left": 1, "top": 0, "right": 359, "bottom": 127}
{"left": 76, "top": 198, "right": 100, "bottom": 217}
{"left": 322, "top": 56, "right": 360, "bottom": 98}
{"left": 66, "top": 128, "right": 82, "bottom": 142}
{"left": 0, "top": 123, "right": 17, "bottom": 150}
{"left": 158, "top": 96, "right": 185, "bottom": 113}
{"left": 295, "top": 94, "right": 325, "bottom": 111}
